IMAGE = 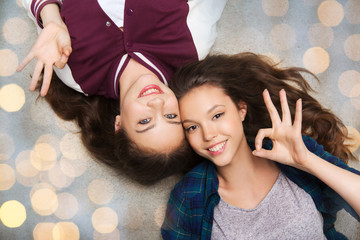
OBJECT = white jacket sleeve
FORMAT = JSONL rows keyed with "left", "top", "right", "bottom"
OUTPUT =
{"left": 186, "top": 0, "right": 228, "bottom": 60}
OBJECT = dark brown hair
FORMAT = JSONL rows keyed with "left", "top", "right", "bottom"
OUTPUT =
{"left": 170, "top": 52, "right": 355, "bottom": 163}
{"left": 39, "top": 73, "right": 200, "bottom": 185}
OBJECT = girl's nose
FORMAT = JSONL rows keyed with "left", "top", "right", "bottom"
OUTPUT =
{"left": 202, "top": 124, "right": 217, "bottom": 141}
{"left": 147, "top": 97, "right": 165, "bottom": 109}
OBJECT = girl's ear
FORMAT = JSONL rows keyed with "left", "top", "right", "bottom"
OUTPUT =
{"left": 114, "top": 115, "right": 121, "bottom": 132}
{"left": 237, "top": 100, "right": 247, "bottom": 121}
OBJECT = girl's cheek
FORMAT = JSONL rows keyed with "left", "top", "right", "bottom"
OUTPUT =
{"left": 190, "top": 135, "right": 201, "bottom": 151}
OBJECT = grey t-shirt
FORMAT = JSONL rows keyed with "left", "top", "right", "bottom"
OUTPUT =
{"left": 211, "top": 171, "right": 326, "bottom": 240}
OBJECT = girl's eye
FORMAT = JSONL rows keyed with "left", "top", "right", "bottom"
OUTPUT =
{"left": 186, "top": 125, "right": 198, "bottom": 132}
{"left": 139, "top": 118, "right": 150, "bottom": 124}
{"left": 165, "top": 114, "right": 177, "bottom": 119}
{"left": 213, "top": 112, "right": 224, "bottom": 120}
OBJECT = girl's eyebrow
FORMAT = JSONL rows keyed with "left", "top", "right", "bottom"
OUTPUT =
{"left": 207, "top": 104, "right": 225, "bottom": 113}
{"left": 136, "top": 124, "right": 155, "bottom": 133}
{"left": 135, "top": 121, "right": 181, "bottom": 133}
{"left": 182, "top": 104, "right": 225, "bottom": 124}
{"left": 169, "top": 121, "right": 182, "bottom": 125}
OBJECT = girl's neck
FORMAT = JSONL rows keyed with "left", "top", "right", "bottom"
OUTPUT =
{"left": 216, "top": 143, "right": 279, "bottom": 209}
{"left": 217, "top": 147, "right": 275, "bottom": 184}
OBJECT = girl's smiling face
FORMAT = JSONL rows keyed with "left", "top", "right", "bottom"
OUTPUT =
{"left": 179, "top": 84, "right": 248, "bottom": 167}
{"left": 115, "top": 58, "right": 184, "bottom": 154}
{"left": 119, "top": 74, "right": 184, "bottom": 153}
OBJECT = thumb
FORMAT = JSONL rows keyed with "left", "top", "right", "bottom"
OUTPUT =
{"left": 63, "top": 45, "right": 72, "bottom": 57}
{"left": 252, "top": 148, "right": 271, "bottom": 159}
{"left": 55, "top": 54, "right": 68, "bottom": 69}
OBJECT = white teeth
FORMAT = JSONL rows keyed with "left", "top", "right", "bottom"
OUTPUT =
{"left": 141, "top": 88, "right": 160, "bottom": 97}
{"left": 208, "top": 141, "right": 226, "bottom": 152}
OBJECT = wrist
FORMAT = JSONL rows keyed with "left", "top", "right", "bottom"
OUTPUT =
{"left": 40, "top": 3, "right": 64, "bottom": 27}
{"left": 291, "top": 146, "right": 313, "bottom": 173}
{"left": 298, "top": 150, "right": 318, "bottom": 173}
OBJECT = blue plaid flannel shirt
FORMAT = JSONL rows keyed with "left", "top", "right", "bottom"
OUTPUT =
{"left": 161, "top": 135, "right": 360, "bottom": 240}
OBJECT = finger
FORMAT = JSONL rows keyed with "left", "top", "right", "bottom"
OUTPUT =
{"left": 40, "top": 65, "right": 53, "bottom": 96}
{"left": 263, "top": 89, "right": 281, "bottom": 126}
{"left": 17, "top": 52, "right": 35, "bottom": 72}
{"left": 252, "top": 148, "right": 274, "bottom": 160}
{"left": 29, "top": 61, "right": 44, "bottom": 91}
{"left": 254, "top": 128, "right": 272, "bottom": 150}
{"left": 63, "top": 45, "right": 72, "bottom": 56}
{"left": 279, "top": 89, "right": 291, "bottom": 124}
{"left": 54, "top": 54, "right": 68, "bottom": 69}
{"left": 293, "top": 98, "right": 302, "bottom": 131}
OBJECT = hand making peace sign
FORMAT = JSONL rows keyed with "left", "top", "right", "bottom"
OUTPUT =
{"left": 17, "top": 21, "right": 71, "bottom": 96}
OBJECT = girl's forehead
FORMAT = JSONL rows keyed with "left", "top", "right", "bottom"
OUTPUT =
{"left": 180, "top": 85, "right": 231, "bottom": 108}
{"left": 185, "top": 84, "right": 225, "bottom": 97}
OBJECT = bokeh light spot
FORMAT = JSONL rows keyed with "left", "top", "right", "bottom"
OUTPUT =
{"left": 92, "top": 207, "right": 118, "bottom": 234}
{"left": 31, "top": 187, "right": 58, "bottom": 216}
{"left": 318, "top": 1, "right": 344, "bottom": 27}
{"left": 15, "top": 150, "right": 41, "bottom": 187}
{"left": 54, "top": 193, "right": 78, "bottom": 220}
{"left": 33, "top": 222, "right": 55, "bottom": 240}
{"left": 31, "top": 143, "right": 57, "bottom": 171}
{"left": 344, "top": 126, "right": 360, "bottom": 152}
{"left": 3, "top": 18, "right": 29, "bottom": 45}
{"left": 16, "top": 173, "right": 41, "bottom": 187}
{"left": 262, "top": 0, "right": 289, "bottom": 16}
{"left": 16, "top": 150, "right": 39, "bottom": 177}
{"left": 88, "top": 179, "right": 114, "bottom": 205}
{"left": 338, "top": 70, "right": 360, "bottom": 98}
{"left": 36, "top": 134, "right": 60, "bottom": 155}
{"left": 0, "top": 49, "right": 18, "bottom": 77}
{"left": 344, "top": 34, "right": 360, "bottom": 61}
{"left": 0, "top": 200, "right": 26, "bottom": 228}
{"left": 59, "top": 156, "right": 87, "bottom": 178}
{"left": 303, "top": 47, "right": 329, "bottom": 74}
{"left": 350, "top": 97, "right": 360, "bottom": 111}
{"left": 48, "top": 163, "right": 74, "bottom": 189}
{"left": 344, "top": 0, "right": 360, "bottom": 24}
{"left": 0, "top": 164, "right": 16, "bottom": 190}
{"left": 0, "top": 84, "right": 25, "bottom": 112}
{"left": 53, "top": 222, "right": 80, "bottom": 240}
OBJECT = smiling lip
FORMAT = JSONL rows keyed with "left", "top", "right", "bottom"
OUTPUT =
{"left": 207, "top": 140, "right": 227, "bottom": 156}
{"left": 138, "top": 84, "right": 163, "bottom": 98}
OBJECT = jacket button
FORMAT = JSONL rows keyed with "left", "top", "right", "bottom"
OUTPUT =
{"left": 106, "top": 21, "right": 111, "bottom": 27}
{"left": 126, "top": 8, "right": 134, "bottom": 16}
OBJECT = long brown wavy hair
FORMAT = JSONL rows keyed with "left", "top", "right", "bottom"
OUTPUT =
{"left": 38, "top": 73, "right": 201, "bottom": 185}
{"left": 170, "top": 52, "right": 355, "bottom": 163}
